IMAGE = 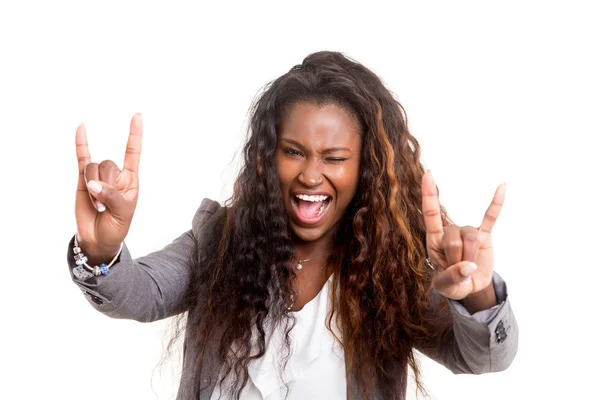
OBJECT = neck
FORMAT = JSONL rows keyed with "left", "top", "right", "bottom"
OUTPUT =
{"left": 292, "top": 230, "right": 336, "bottom": 261}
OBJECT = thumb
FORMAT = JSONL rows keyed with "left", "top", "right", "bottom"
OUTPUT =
{"left": 432, "top": 261, "right": 477, "bottom": 300}
{"left": 86, "top": 180, "right": 130, "bottom": 220}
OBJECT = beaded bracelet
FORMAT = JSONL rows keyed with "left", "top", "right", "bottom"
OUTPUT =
{"left": 72, "top": 234, "right": 124, "bottom": 279}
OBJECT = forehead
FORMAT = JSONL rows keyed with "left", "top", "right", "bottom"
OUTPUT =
{"left": 278, "top": 102, "right": 362, "bottom": 145}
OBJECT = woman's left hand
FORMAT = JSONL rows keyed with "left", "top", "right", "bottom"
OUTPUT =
{"left": 421, "top": 170, "right": 505, "bottom": 301}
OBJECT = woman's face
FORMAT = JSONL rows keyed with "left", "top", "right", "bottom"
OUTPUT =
{"left": 276, "top": 102, "right": 362, "bottom": 243}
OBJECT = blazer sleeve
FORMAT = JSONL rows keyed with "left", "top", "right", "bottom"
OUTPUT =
{"left": 415, "top": 271, "right": 519, "bottom": 374}
{"left": 66, "top": 198, "right": 222, "bottom": 323}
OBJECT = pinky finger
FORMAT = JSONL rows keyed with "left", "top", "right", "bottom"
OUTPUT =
{"left": 480, "top": 184, "right": 506, "bottom": 234}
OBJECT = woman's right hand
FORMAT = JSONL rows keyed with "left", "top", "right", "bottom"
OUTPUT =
{"left": 74, "top": 113, "right": 143, "bottom": 262}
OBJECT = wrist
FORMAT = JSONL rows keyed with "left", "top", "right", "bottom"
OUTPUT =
{"left": 78, "top": 241, "right": 121, "bottom": 265}
{"left": 460, "top": 282, "right": 497, "bottom": 314}
{"left": 73, "top": 235, "right": 124, "bottom": 278}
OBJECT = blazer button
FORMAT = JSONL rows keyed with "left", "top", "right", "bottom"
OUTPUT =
{"left": 86, "top": 292, "right": 104, "bottom": 305}
{"left": 495, "top": 320, "right": 508, "bottom": 343}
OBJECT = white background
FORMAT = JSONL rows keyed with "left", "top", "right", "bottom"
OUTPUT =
{"left": 1, "top": 1, "right": 598, "bottom": 399}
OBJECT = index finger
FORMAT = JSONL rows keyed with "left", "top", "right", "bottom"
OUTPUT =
{"left": 421, "top": 170, "right": 444, "bottom": 239}
{"left": 76, "top": 123, "right": 91, "bottom": 190}
{"left": 123, "top": 113, "right": 143, "bottom": 175}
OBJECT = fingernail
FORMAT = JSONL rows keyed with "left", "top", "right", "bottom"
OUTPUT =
{"left": 88, "top": 180, "right": 102, "bottom": 194}
{"left": 96, "top": 201, "right": 106, "bottom": 212}
{"left": 460, "top": 262, "right": 477, "bottom": 277}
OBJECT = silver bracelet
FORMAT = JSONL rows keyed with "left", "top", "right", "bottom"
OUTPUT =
{"left": 72, "top": 234, "right": 124, "bottom": 278}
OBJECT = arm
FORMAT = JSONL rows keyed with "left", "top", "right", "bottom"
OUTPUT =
{"left": 459, "top": 281, "right": 497, "bottom": 314}
{"left": 67, "top": 198, "right": 221, "bottom": 322}
{"left": 415, "top": 271, "right": 518, "bottom": 374}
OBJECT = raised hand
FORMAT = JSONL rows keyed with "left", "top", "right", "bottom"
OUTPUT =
{"left": 75, "top": 114, "right": 143, "bottom": 262}
{"left": 421, "top": 170, "right": 505, "bottom": 302}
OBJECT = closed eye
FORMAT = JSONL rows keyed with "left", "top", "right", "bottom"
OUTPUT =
{"left": 326, "top": 157, "right": 347, "bottom": 163}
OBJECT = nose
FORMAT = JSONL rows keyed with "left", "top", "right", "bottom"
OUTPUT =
{"left": 298, "top": 158, "right": 324, "bottom": 187}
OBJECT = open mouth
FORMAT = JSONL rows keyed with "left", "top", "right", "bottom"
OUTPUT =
{"left": 291, "top": 194, "right": 332, "bottom": 225}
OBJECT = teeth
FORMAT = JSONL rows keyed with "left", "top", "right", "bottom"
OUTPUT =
{"left": 295, "top": 194, "right": 329, "bottom": 202}
{"left": 316, "top": 201, "right": 327, "bottom": 216}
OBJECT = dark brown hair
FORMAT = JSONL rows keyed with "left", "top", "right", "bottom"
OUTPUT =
{"left": 179, "top": 51, "right": 452, "bottom": 399}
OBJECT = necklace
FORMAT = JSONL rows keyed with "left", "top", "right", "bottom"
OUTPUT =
{"left": 295, "top": 253, "right": 332, "bottom": 270}
{"left": 286, "top": 261, "right": 328, "bottom": 311}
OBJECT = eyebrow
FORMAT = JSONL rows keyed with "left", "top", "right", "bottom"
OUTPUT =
{"left": 280, "top": 138, "right": 352, "bottom": 154}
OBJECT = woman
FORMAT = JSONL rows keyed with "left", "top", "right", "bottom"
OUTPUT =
{"left": 68, "top": 51, "right": 518, "bottom": 399}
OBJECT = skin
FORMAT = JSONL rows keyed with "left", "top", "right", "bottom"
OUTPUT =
{"left": 74, "top": 111, "right": 503, "bottom": 314}
{"left": 276, "top": 103, "right": 362, "bottom": 244}
{"left": 275, "top": 102, "right": 362, "bottom": 310}
{"left": 75, "top": 114, "right": 143, "bottom": 266}
{"left": 422, "top": 171, "right": 505, "bottom": 312}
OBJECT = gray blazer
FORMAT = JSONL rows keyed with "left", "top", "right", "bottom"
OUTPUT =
{"left": 67, "top": 198, "right": 518, "bottom": 399}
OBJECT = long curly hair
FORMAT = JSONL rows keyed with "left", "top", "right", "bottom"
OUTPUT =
{"left": 180, "top": 51, "right": 453, "bottom": 399}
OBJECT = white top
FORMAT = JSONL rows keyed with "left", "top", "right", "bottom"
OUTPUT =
{"left": 210, "top": 276, "right": 347, "bottom": 400}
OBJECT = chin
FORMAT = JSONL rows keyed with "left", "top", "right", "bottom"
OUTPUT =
{"left": 290, "top": 224, "right": 329, "bottom": 243}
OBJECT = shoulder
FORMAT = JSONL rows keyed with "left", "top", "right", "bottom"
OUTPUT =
{"left": 193, "top": 198, "right": 222, "bottom": 223}
{"left": 192, "top": 198, "right": 228, "bottom": 239}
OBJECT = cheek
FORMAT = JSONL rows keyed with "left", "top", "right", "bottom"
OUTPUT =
{"left": 330, "top": 165, "right": 360, "bottom": 198}
{"left": 276, "top": 157, "right": 295, "bottom": 187}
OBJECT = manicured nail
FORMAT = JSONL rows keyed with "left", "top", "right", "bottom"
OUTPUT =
{"left": 96, "top": 201, "right": 106, "bottom": 212}
{"left": 460, "top": 262, "right": 477, "bottom": 277}
{"left": 88, "top": 180, "right": 102, "bottom": 194}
